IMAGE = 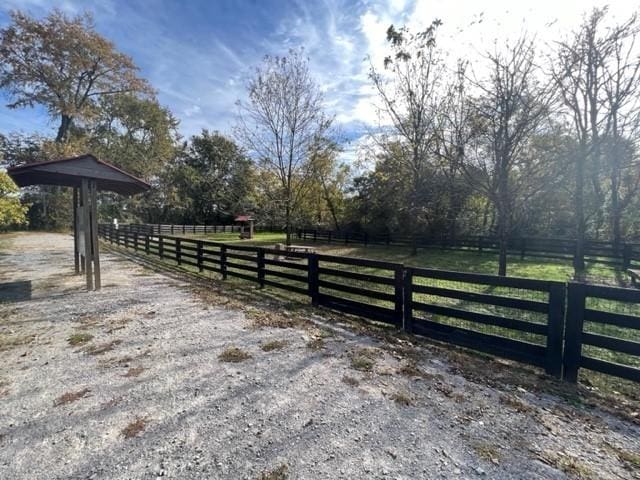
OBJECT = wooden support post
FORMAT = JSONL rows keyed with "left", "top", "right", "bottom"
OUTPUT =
{"left": 545, "top": 283, "right": 565, "bottom": 378}
{"left": 257, "top": 248, "right": 265, "bottom": 288}
{"left": 308, "top": 253, "right": 319, "bottom": 306}
{"left": 403, "top": 269, "right": 413, "bottom": 333}
{"left": 159, "top": 236, "right": 164, "bottom": 259}
{"left": 81, "top": 179, "right": 93, "bottom": 290}
{"left": 197, "top": 240, "right": 203, "bottom": 272}
{"left": 393, "top": 266, "right": 403, "bottom": 328}
{"left": 73, "top": 187, "right": 80, "bottom": 274}
{"left": 176, "top": 238, "right": 182, "bottom": 265}
{"left": 623, "top": 244, "right": 632, "bottom": 270}
{"left": 563, "top": 282, "right": 586, "bottom": 383}
{"left": 221, "top": 245, "right": 228, "bottom": 280}
{"left": 90, "top": 180, "right": 101, "bottom": 290}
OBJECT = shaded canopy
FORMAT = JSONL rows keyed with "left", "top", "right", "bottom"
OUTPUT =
{"left": 7, "top": 154, "right": 150, "bottom": 196}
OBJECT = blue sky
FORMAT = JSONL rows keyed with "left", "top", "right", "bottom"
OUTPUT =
{"left": 0, "top": 0, "right": 635, "bottom": 163}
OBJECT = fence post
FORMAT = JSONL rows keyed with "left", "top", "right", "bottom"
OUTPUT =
{"left": 403, "top": 269, "right": 413, "bottom": 333}
{"left": 124, "top": 231, "right": 129, "bottom": 249}
{"left": 257, "top": 248, "right": 265, "bottom": 288}
{"left": 623, "top": 244, "right": 632, "bottom": 269}
{"left": 134, "top": 232, "right": 139, "bottom": 252}
{"left": 196, "top": 240, "right": 203, "bottom": 272}
{"left": 563, "top": 282, "right": 586, "bottom": 383}
{"left": 478, "top": 236, "right": 483, "bottom": 253}
{"left": 193, "top": 224, "right": 196, "bottom": 234}
{"left": 545, "top": 283, "right": 566, "bottom": 378}
{"left": 175, "top": 238, "right": 182, "bottom": 265}
{"left": 308, "top": 253, "right": 319, "bottom": 306}
{"left": 394, "top": 266, "right": 404, "bottom": 329}
{"left": 182, "top": 224, "right": 186, "bottom": 234}
{"left": 145, "top": 235, "right": 150, "bottom": 255}
{"left": 313, "top": 230, "right": 317, "bottom": 242}
{"left": 221, "top": 245, "right": 228, "bottom": 280}
{"left": 364, "top": 232, "right": 369, "bottom": 247}
{"left": 159, "top": 236, "right": 164, "bottom": 259}
{"left": 345, "top": 232, "right": 349, "bottom": 245}
{"left": 520, "top": 237, "right": 526, "bottom": 260}
{"left": 328, "top": 231, "right": 332, "bottom": 244}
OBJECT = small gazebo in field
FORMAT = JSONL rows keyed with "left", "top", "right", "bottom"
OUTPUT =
{"left": 7, "top": 154, "right": 150, "bottom": 291}
{"left": 234, "top": 214, "right": 255, "bottom": 239}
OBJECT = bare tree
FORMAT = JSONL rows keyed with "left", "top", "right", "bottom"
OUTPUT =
{"left": 552, "top": 8, "right": 616, "bottom": 277}
{"left": 602, "top": 13, "right": 640, "bottom": 254}
{"left": 235, "top": 49, "right": 331, "bottom": 245}
{"left": 433, "top": 60, "right": 475, "bottom": 243}
{"left": 466, "top": 36, "right": 554, "bottom": 276}
{"left": 369, "top": 21, "right": 443, "bottom": 255}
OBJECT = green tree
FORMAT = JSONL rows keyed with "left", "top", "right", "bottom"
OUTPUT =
{"left": 172, "top": 130, "right": 256, "bottom": 224}
{"left": 0, "top": 10, "right": 152, "bottom": 143}
{"left": 0, "top": 171, "right": 29, "bottom": 230}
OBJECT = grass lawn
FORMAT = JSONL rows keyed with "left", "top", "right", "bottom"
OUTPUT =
{"left": 186, "top": 230, "right": 621, "bottom": 283}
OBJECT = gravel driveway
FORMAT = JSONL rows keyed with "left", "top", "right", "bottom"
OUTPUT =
{"left": 1, "top": 232, "right": 639, "bottom": 480}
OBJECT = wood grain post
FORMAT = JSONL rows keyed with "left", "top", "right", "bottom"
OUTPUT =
{"left": 145, "top": 235, "right": 150, "bottom": 255}
{"left": 563, "top": 282, "right": 586, "bottom": 383}
{"left": 73, "top": 187, "right": 79, "bottom": 274}
{"left": 622, "top": 244, "right": 632, "bottom": 269}
{"left": 81, "top": 179, "right": 93, "bottom": 290}
{"left": 90, "top": 180, "right": 100, "bottom": 290}
{"left": 175, "top": 238, "right": 182, "bottom": 265}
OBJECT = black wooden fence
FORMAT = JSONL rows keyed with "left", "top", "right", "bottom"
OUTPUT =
{"left": 98, "top": 224, "right": 640, "bottom": 386}
{"left": 116, "top": 223, "right": 243, "bottom": 235}
{"left": 297, "top": 228, "right": 640, "bottom": 268}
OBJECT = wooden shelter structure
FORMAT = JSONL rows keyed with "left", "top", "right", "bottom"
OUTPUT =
{"left": 7, "top": 154, "right": 150, "bottom": 291}
{"left": 235, "top": 215, "right": 255, "bottom": 239}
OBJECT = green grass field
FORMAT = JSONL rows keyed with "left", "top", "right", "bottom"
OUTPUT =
{"left": 185, "top": 230, "right": 621, "bottom": 283}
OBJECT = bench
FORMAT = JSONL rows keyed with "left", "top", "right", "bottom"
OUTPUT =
{"left": 273, "top": 243, "right": 315, "bottom": 260}
{"left": 628, "top": 269, "right": 640, "bottom": 287}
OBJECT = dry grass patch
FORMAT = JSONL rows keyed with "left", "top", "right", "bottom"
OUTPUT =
{"left": 219, "top": 346, "right": 252, "bottom": 363}
{"left": 121, "top": 417, "right": 148, "bottom": 439}
{"left": 499, "top": 394, "right": 534, "bottom": 413}
{"left": 473, "top": 442, "right": 502, "bottom": 465}
{"left": 258, "top": 464, "right": 288, "bottom": 480}
{"left": 538, "top": 451, "right": 595, "bottom": 479}
{"left": 67, "top": 332, "right": 93, "bottom": 346}
{"left": 261, "top": 340, "right": 288, "bottom": 352}
{"left": 307, "top": 338, "right": 325, "bottom": 351}
{"left": 350, "top": 347, "right": 380, "bottom": 372}
{"left": 123, "top": 367, "right": 145, "bottom": 377}
{"left": 389, "top": 390, "right": 414, "bottom": 406}
{"left": 603, "top": 442, "right": 640, "bottom": 470}
{"left": 85, "top": 339, "right": 122, "bottom": 355}
{"left": 54, "top": 388, "right": 91, "bottom": 406}
{"left": 0, "top": 333, "right": 34, "bottom": 352}
{"left": 342, "top": 375, "right": 360, "bottom": 387}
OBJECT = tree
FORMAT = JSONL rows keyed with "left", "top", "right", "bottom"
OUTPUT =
{"left": 467, "top": 36, "right": 554, "bottom": 276}
{"left": 0, "top": 9, "right": 152, "bottom": 143}
{"left": 236, "top": 49, "right": 331, "bottom": 244}
{"left": 369, "top": 22, "right": 443, "bottom": 254}
{"left": 0, "top": 171, "right": 28, "bottom": 230}
{"left": 172, "top": 130, "right": 256, "bottom": 224}
{"left": 553, "top": 8, "right": 615, "bottom": 277}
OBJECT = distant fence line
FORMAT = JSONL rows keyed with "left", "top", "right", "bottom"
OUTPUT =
{"left": 98, "top": 224, "right": 640, "bottom": 386}
{"left": 296, "top": 228, "right": 640, "bottom": 269}
{"left": 108, "top": 224, "right": 640, "bottom": 267}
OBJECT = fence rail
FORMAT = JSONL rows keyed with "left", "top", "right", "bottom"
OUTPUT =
{"left": 297, "top": 228, "right": 640, "bottom": 268}
{"left": 98, "top": 224, "right": 640, "bottom": 386}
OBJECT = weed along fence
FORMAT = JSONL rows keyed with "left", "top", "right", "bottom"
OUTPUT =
{"left": 297, "top": 228, "right": 640, "bottom": 268}
{"left": 98, "top": 224, "right": 640, "bottom": 386}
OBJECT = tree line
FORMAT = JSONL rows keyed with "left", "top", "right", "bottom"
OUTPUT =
{"left": 0, "top": 7, "right": 639, "bottom": 278}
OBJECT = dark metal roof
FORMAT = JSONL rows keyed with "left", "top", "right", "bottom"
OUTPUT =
{"left": 6, "top": 154, "right": 150, "bottom": 196}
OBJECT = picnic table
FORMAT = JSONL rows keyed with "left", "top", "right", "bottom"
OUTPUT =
{"left": 628, "top": 269, "right": 640, "bottom": 287}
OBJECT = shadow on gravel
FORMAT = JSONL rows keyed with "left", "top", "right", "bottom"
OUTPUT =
{"left": 0, "top": 280, "right": 32, "bottom": 303}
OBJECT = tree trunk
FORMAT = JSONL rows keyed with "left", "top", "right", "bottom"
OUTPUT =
{"left": 285, "top": 198, "right": 292, "bottom": 246}
{"left": 56, "top": 114, "right": 73, "bottom": 143}
{"left": 573, "top": 148, "right": 586, "bottom": 279}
